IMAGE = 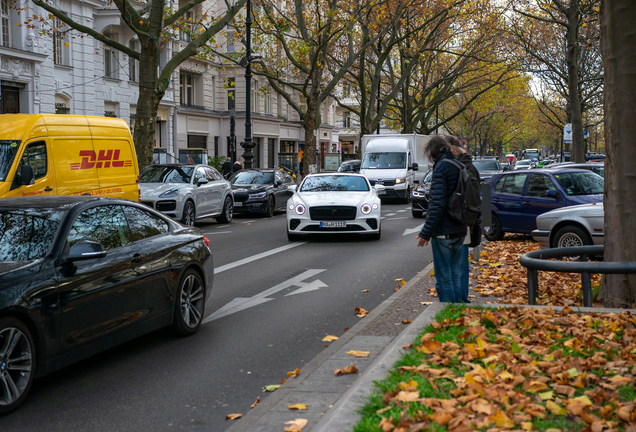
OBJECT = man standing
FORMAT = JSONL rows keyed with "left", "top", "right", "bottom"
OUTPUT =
{"left": 222, "top": 157, "right": 233, "bottom": 179}
{"left": 447, "top": 136, "right": 479, "bottom": 303}
{"left": 416, "top": 135, "right": 467, "bottom": 302}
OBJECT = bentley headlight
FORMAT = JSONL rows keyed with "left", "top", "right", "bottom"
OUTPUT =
{"left": 372, "top": 203, "right": 379, "bottom": 210}
{"left": 289, "top": 204, "right": 295, "bottom": 210}
{"left": 295, "top": 204, "right": 306, "bottom": 215}
{"left": 361, "top": 203, "right": 372, "bottom": 215}
{"left": 159, "top": 188, "right": 179, "bottom": 198}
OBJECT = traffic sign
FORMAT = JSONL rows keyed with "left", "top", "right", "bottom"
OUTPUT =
{"left": 584, "top": 129, "right": 589, "bottom": 139}
{"left": 563, "top": 123, "right": 572, "bottom": 144}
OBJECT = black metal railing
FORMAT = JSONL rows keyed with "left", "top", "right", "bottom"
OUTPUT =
{"left": 519, "top": 246, "right": 636, "bottom": 307}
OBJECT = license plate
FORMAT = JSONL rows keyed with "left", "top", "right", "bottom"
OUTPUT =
{"left": 320, "top": 221, "right": 346, "bottom": 228}
{"left": 234, "top": 202, "right": 242, "bottom": 207}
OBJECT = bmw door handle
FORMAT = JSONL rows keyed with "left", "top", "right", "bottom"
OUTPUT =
{"left": 132, "top": 254, "right": 144, "bottom": 263}
{"left": 522, "top": 201, "right": 531, "bottom": 206}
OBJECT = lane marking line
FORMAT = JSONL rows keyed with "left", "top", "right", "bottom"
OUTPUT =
{"left": 385, "top": 217, "right": 409, "bottom": 221}
{"left": 385, "top": 213, "right": 397, "bottom": 216}
{"left": 214, "top": 242, "right": 307, "bottom": 274}
{"left": 208, "top": 231, "right": 232, "bottom": 234}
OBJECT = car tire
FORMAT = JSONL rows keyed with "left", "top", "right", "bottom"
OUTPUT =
{"left": 216, "top": 196, "right": 233, "bottom": 224}
{"left": 369, "top": 225, "right": 381, "bottom": 240}
{"left": 484, "top": 213, "right": 504, "bottom": 241}
{"left": 403, "top": 187, "right": 411, "bottom": 204}
{"left": 181, "top": 200, "right": 196, "bottom": 226}
{"left": 171, "top": 269, "right": 205, "bottom": 336}
{"left": 263, "top": 196, "right": 275, "bottom": 218}
{"left": 412, "top": 208, "right": 424, "bottom": 218}
{"left": 0, "top": 317, "right": 36, "bottom": 415}
{"left": 287, "top": 229, "right": 302, "bottom": 242}
{"left": 552, "top": 225, "right": 593, "bottom": 249}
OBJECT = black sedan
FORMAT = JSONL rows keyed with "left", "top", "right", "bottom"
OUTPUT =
{"left": 472, "top": 159, "right": 506, "bottom": 182}
{"left": 0, "top": 196, "right": 213, "bottom": 414}
{"left": 229, "top": 169, "right": 295, "bottom": 217}
{"left": 411, "top": 169, "right": 432, "bottom": 218}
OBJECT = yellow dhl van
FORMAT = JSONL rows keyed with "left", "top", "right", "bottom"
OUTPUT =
{"left": 0, "top": 114, "right": 139, "bottom": 201}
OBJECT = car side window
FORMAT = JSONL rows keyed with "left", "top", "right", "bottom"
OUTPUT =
{"left": 284, "top": 172, "right": 294, "bottom": 183}
{"left": 16, "top": 141, "right": 47, "bottom": 182}
{"left": 67, "top": 205, "right": 132, "bottom": 251}
{"left": 526, "top": 174, "right": 557, "bottom": 197}
{"left": 210, "top": 167, "right": 224, "bottom": 180}
{"left": 495, "top": 173, "right": 527, "bottom": 195}
{"left": 275, "top": 172, "right": 284, "bottom": 185}
{"left": 194, "top": 167, "right": 206, "bottom": 183}
{"left": 204, "top": 167, "right": 219, "bottom": 181}
{"left": 122, "top": 206, "right": 170, "bottom": 241}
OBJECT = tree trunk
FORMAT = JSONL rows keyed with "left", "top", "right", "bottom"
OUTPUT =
{"left": 567, "top": 2, "right": 585, "bottom": 163}
{"left": 133, "top": 40, "right": 164, "bottom": 170}
{"left": 302, "top": 109, "right": 317, "bottom": 177}
{"left": 600, "top": 0, "right": 636, "bottom": 308}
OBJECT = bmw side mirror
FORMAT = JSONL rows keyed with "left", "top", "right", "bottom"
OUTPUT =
{"left": 288, "top": 184, "right": 298, "bottom": 193}
{"left": 65, "top": 241, "right": 107, "bottom": 262}
{"left": 411, "top": 163, "right": 419, "bottom": 171}
{"left": 546, "top": 190, "right": 558, "bottom": 199}
{"left": 20, "top": 165, "right": 35, "bottom": 185}
{"left": 197, "top": 178, "right": 209, "bottom": 186}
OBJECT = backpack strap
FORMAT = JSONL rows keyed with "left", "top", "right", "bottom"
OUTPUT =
{"left": 439, "top": 158, "right": 464, "bottom": 170}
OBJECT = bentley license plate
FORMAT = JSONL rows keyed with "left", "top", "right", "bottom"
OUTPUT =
{"left": 320, "top": 221, "right": 346, "bottom": 228}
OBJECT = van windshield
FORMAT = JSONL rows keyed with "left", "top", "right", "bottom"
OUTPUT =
{"left": 0, "top": 141, "right": 21, "bottom": 182}
{"left": 361, "top": 152, "right": 406, "bottom": 169}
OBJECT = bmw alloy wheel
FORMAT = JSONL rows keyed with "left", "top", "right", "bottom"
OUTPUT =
{"left": 0, "top": 322, "right": 34, "bottom": 411}
{"left": 180, "top": 274, "right": 204, "bottom": 329}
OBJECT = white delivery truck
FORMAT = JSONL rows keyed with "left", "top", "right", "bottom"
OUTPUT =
{"left": 360, "top": 134, "right": 430, "bottom": 203}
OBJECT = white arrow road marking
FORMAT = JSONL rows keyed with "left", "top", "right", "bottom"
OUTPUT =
{"left": 403, "top": 223, "right": 425, "bottom": 236}
{"left": 396, "top": 210, "right": 407, "bottom": 213}
{"left": 385, "top": 213, "right": 397, "bottom": 217}
{"left": 214, "top": 242, "right": 306, "bottom": 274}
{"left": 203, "top": 269, "right": 327, "bottom": 323}
{"left": 242, "top": 220, "right": 256, "bottom": 224}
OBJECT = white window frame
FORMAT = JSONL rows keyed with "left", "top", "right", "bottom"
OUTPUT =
{"left": 263, "top": 87, "right": 270, "bottom": 114}
{"left": 343, "top": 112, "right": 351, "bottom": 128}
{"left": 1, "top": 0, "right": 10, "bottom": 48}
{"left": 180, "top": 10, "right": 193, "bottom": 42}
{"left": 251, "top": 83, "right": 257, "bottom": 113}
{"left": 180, "top": 73, "right": 195, "bottom": 105}
{"left": 104, "top": 35, "right": 119, "bottom": 79}
{"left": 226, "top": 25, "right": 234, "bottom": 53}
{"left": 53, "top": 18, "right": 69, "bottom": 65}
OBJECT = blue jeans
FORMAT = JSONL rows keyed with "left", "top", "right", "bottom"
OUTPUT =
{"left": 431, "top": 237, "right": 465, "bottom": 303}
{"left": 459, "top": 245, "right": 470, "bottom": 303}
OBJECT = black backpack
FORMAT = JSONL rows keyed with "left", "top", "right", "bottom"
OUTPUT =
{"left": 440, "top": 159, "right": 481, "bottom": 226}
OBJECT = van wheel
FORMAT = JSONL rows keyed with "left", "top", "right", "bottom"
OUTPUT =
{"left": 181, "top": 201, "right": 196, "bottom": 226}
{"left": 403, "top": 187, "right": 411, "bottom": 204}
{"left": 0, "top": 317, "right": 36, "bottom": 415}
{"left": 216, "top": 196, "right": 233, "bottom": 224}
{"left": 484, "top": 213, "right": 504, "bottom": 241}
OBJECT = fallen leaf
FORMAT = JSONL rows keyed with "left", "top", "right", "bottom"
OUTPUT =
{"left": 288, "top": 404, "right": 308, "bottom": 410}
{"left": 287, "top": 368, "right": 300, "bottom": 378}
{"left": 395, "top": 278, "right": 407, "bottom": 286}
{"left": 607, "top": 375, "right": 631, "bottom": 387}
{"left": 429, "top": 411, "right": 453, "bottom": 425}
{"left": 396, "top": 391, "right": 420, "bottom": 402}
{"left": 490, "top": 410, "right": 515, "bottom": 428}
{"left": 565, "top": 395, "right": 593, "bottom": 415}
{"left": 346, "top": 350, "right": 370, "bottom": 358}
{"left": 420, "top": 302, "right": 433, "bottom": 305}
{"left": 262, "top": 384, "right": 280, "bottom": 392}
{"left": 322, "top": 335, "right": 339, "bottom": 342}
{"left": 250, "top": 397, "right": 260, "bottom": 408}
{"left": 402, "top": 320, "right": 413, "bottom": 324}
{"left": 527, "top": 381, "right": 550, "bottom": 393}
{"left": 284, "top": 418, "right": 308, "bottom": 432}
{"left": 539, "top": 390, "right": 554, "bottom": 400}
{"left": 226, "top": 413, "right": 242, "bottom": 420}
{"left": 361, "top": 289, "right": 369, "bottom": 293}
{"left": 355, "top": 307, "right": 369, "bottom": 317}
{"left": 334, "top": 363, "right": 358, "bottom": 375}
{"left": 546, "top": 400, "right": 567, "bottom": 416}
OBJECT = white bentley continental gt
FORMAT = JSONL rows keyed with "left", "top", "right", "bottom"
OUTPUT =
{"left": 286, "top": 173, "right": 384, "bottom": 241}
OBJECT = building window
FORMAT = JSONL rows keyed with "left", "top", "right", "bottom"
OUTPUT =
{"left": 104, "top": 102, "right": 117, "bottom": 118}
{"left": 180, "top": 73, "right": 194, "bottom": 105}
{"left": 55, "top": 103, "right": 69, "bottom": 114}
{"left": 251, "top": 83, "right": 257, "bottom": 113}
{"left": 104, "top": 37, "right": 118, "bottom": 78}
{"left": 299, "top": 95, "right": 306, "bottom": 114}
{"left": 211, "top": 77, "right": 216, "bottom": 110}
{"left": 226, "top": 25, "right": 234, "bottom": 53}
{"left": 180, "top": 10, "right": 193, "bottom": 42}
{"left": 1, "top": 0, "right": 10, "bottom": 48}
{"left": 53, "top": 18, "right": 69, "bottom": 65}
{"left": 343, "top": 111, "right": 351, "bottom": 128}
{"left": 129, "top": 40, "right": 139, "bottom": 82}
{"left": 263, "top": 88, "right": 270, "bottom": 114}
{"left": 227, "top": 77, "right": 235, "bottom": 110}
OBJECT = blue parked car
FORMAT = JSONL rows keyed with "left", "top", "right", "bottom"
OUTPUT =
{"left": 484, "top": 168, "right": 604, "bottom": 241}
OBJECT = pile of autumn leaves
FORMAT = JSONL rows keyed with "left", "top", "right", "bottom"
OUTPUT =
{"left": 360, "top": 306, "right": 636, "bottom": 432}
{"left": 472, "top": 239, "right": 602, "bottom": 306}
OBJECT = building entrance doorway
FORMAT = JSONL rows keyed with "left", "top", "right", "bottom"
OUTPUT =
{"left": 1, "top": 88, "right": 20, "bottom": 114}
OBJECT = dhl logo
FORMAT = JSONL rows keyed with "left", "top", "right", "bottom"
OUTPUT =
{"left": 70, "top": 150, "right": 133, "bottom": 170}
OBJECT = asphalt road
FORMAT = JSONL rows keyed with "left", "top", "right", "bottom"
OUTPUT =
{"left": 1, "top": 202, "right": 433, "bottom": 431}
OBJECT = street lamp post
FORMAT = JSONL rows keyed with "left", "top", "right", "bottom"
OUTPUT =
{"left": 240, "top": 0, "right": 255, "bottom": 168}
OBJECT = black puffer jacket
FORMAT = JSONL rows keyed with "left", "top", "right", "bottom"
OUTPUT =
{"left": 458, "top": 153, "right": 480, "bottom": 182}
{"left": 419, "top": 151, "right": 467, "bottom": 240}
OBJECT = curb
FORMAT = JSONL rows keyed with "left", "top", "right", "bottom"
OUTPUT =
{"left": 226, "top": 262, "right": 435, "bottom": 432}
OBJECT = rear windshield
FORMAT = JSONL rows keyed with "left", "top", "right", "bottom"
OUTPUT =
{"left": 0, "top": 209, "right": 63, "bottom": 261}
{"left": 231, "top": 171, "right": 274, "bottom": 185}
{"left": 361, "top": 152, "right": 406, "bottom": 169}
{"left": 554, "top": 172, "right": 604, "bottom": 195}
{"left": 301, "top": 175, "right": 369, "bottom": 192}
{"left": 140, "top": 166, "right": 194, "bottom": 184}
{"left": 473, "top": 160, "right": 499, "bottom": 171}
{"left": 0, "top": 141, "right": 21, "bottom": 182}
